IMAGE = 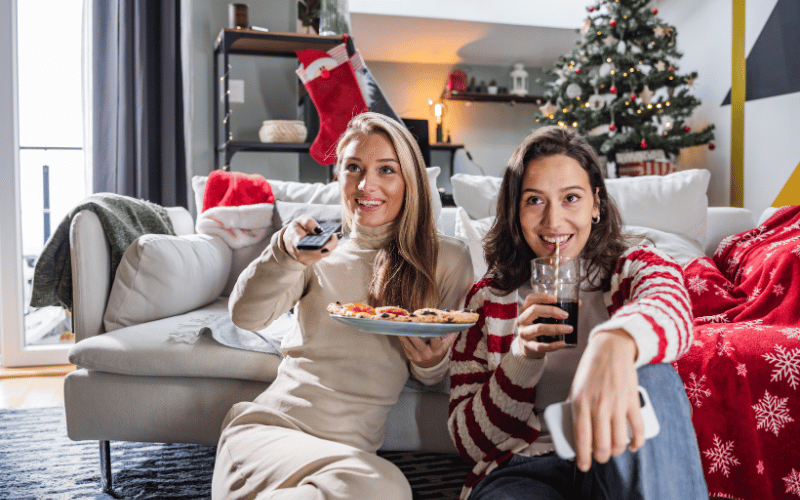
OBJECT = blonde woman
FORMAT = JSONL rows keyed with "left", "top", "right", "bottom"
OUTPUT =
{"left": 212, "top": 112, "right": 474, "bottom": 499}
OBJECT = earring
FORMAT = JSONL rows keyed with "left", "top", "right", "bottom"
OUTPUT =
{"left": 592, "top": 214, "right": 601, "bottom": 224}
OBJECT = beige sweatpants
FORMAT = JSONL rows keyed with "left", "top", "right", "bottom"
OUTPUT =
{"left": 212, "top": 414, "right": 412, "bottom": 500}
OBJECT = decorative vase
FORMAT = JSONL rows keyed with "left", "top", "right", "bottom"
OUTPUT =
{"left": 319, "top": 0, "right": 351, "bottom": 36}
{"left": 510, "top": 63, "right": 529, "bottom": 96}
{"left": 259, "top": 120, "right": 308, "bottom": 143}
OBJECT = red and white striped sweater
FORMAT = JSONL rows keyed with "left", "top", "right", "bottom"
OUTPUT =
{"left": 448, "top": 245, "right": 693, "bottom": 499}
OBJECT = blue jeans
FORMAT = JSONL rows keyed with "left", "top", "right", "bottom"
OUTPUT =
{"left": 469, "top": 363, "right": 708, "bottom": 500}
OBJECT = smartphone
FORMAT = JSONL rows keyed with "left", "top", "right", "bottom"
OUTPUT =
{"left": 296, "top": 221, "right": 342, "bottom": 251}
{"left": 543, "top": 386, "right": 660, "bottom": 460}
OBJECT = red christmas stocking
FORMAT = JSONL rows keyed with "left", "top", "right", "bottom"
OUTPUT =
{"left": 296, "top": 35, "right": 369, "bottom": 165}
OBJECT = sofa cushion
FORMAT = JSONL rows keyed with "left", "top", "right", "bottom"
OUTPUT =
{"left": 453, "top": 207, "right": 492, "bottom": 281}
{"left": 451, "top": 173, "right": 504, "bottom": 220}
{"left": 605, "top": 169, "right": 710, "bottom": 247}
{"left": 104, "top": 233, "right": 232, "bottom": 332}
{"left": 76, "top": 298, "right": 280, "bottom": 382}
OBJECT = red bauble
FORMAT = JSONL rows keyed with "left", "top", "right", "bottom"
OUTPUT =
{"left": 588, "top": 6, "right": 594, "bottom": 11}
{"left": 640, "top": 139, "right": 648, "bottom": 148}
{"left": 575, "top": 67, "right": 582, "bottom": 74}
{"left": 610, "top": 86, "right": 618, "bottom": 94}
{"left": 709, "top": 143, "right": 716, "bottom": 150}
{"left": 669, "top": 66, "right": 675, "bottom": 73}
{"left": 652, "top": 8, "right": 659, "bottom": 14}
{"left": 610, "top": 19, "right": 617, "bottom": 27}
{"left": 630, "top": 93, "right": 637, "bottom": 101}
{"left": 609, "top": 123, "right": 617, "bottom": 132}
{"left": 684, "top": 126, "right": 691, "bottom": 132}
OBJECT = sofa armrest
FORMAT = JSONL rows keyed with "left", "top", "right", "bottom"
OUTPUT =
{"left": 704, "top": 207, "right": 756, "bottom": 257}
{"left": 69, "top": 210, "right": 112, "bottom": 342}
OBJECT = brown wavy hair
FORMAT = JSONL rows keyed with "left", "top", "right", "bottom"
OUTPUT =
{"left": 483, "top": 126, "right": 626, "bottom": 294}
{"left": 336, "top": 112, "right": 439, "bottom": 311}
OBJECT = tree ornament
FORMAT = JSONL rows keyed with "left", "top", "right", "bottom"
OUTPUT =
{"left": 580, "top": 18, "right": 592, "bottom": 36}
{"left": 610, "top": 85, "right": 618, "bottom": 94}
{"left": 599, "top": 62, "right": 614, "bottom": 77}
{"left": 655, "top": 60, "right": 666, "bottom": 72}
{"left": 630, "top": 93, "right": 637, "bottom": 101}
{"left": 709, "top": 143, "right": 716, "bottom": 150}
{"left": 603, "top": 34, "right": 618, "bottom": 45}
{"left": 640, "top": 139, "right": 648, "bottom": 148}
{"left": 566, "top": 83, "right": 583, "bottom": 99}
{"left": 610, "top": 19, "right": 617, "bottom": 27}
{"left": 588, "top": 5, "right": 595, "bottom": 11}
{"left": 609, "top": 123, "right": 617, "bottom": 131}
{"left": 639, "top": 85, "right": 654, "bottom": 104}
{"left": 588, "top": 91, "right": 605, "bottom": 110}
{"left": 654, "top": 25, "right": 665, "bottom": 37}
{"left": 669, "top": 66, "right": 675, "bottom": 73}
{"left": 652, "top": 8, "right": 658, "bottom": 14}
{"left": 575, "top": 67, "right": 582, "bottom": 74}
{"left": 684, "top": 125, "right": 691, "bottom": 132}
{"left": 539, "top": 100, "right": 559, "bottom": 117}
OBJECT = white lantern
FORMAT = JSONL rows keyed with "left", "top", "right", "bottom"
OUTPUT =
{"left": 510, "top": 63, "right": 529, "bottom": 96}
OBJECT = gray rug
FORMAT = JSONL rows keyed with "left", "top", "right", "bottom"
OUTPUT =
{"left": 0, "top": 407, "right": 470, "bottom": 499}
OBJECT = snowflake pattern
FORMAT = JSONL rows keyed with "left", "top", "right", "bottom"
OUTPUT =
{"left": 793, "top": 245, "right": 800, "bottom": 257}
{"left": 703, "top": 435, "right": 740, "bottom": 477}
{"left": 736, "top": 363, "right": 747, "bottom": 377}
{"left": 785, "top": 469, "right": 800, "bottom": 497}
{"left": 757, "top": 461, "right": 764, "bottom": 475}
{"left": 773, "top": 283, "right": 786, "bottom": 297}
{"left": 781, "top": 327, "right": 800, "bottom": 340}
{"left": 752, "top": 390, "right": 794, "bottom": 436}
{"left": 763, "top": 345, "right": 800, "bottom": 390}
{"left": 697, "top": 313, "right": 729, "bottom": 324}
{"left": 732, "top": 319, "right": 766, "bottom": 332}
{"left": 684, "top": 372, "right": 712, "bottom": 408}
{"left": 687, "top": 275, "right": 709, "bottom": 294}
{"left": 717, "top": 340, "right": 735, "bottom": 357}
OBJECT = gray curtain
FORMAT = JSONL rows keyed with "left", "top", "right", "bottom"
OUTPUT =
{"left": 92, "top": 0, "right": 187, "bottom": 208}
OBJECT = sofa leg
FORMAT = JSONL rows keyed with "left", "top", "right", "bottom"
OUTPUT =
{"left": 99, "top": 440, "right": 112, "bottom": 492}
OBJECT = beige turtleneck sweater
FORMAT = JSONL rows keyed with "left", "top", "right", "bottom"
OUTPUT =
{"left": 227, "top": 222, "right": 474, "bottom": 453}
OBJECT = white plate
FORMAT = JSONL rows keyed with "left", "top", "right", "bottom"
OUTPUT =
{"left": 330, "top": 315, "right": 474, "bottom": 337}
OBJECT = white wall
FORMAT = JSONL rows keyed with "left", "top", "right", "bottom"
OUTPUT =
{"left": 660, "top": 0, "right": 800, "bottom": 215}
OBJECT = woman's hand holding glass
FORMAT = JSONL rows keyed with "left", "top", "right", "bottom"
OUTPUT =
{"left": 514, "top": 292, "right": 572, "bottom": 359}
{"left": 282, "top": 215, "right": 340, "bottom": 266}
{"left": 568, "top": 329, "right": 643, "bottom": 472}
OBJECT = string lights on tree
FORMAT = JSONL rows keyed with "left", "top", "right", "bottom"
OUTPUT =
{"left": 535, "top": 0, "right": 715, "bottom": 175}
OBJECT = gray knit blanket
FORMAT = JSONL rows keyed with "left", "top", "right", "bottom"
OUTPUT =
{"left": 30, "top": 193, "right": 175, "bottom": 312}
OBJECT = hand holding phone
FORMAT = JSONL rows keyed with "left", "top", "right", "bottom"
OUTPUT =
{"left": 543, "top": 386, "right": 660, "bottom": 460}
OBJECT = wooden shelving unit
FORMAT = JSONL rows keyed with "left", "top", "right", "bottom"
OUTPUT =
{"left": 213, "top": 29, "right": 344, "bottom": 169}
{"left": 442, "top": 90, "right": 544, "bottom": 104}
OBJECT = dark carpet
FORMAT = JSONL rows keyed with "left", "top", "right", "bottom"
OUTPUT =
{"left": 0, "top": 407, "right": 471, "bottom": 499}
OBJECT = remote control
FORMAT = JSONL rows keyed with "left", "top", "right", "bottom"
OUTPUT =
{"left": 296, "top": 221, "right": 342, "bottom": 251}
{"left": 543, "top": 386, "right": 660, "bottom": 460}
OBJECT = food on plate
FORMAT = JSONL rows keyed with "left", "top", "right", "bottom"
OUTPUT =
{"left": 327, "top": 302, "right": 478, "bottom": 324}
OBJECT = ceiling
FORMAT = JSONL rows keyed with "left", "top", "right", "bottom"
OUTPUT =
{"left": 349, "top": 13, "right": 582, "bottom": 68}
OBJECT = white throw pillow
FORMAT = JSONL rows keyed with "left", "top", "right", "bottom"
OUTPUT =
{"left": 451, "top": 173, "right": 504, "bottom": 220}
{"left": 605, "top": 169, "right": 710, "bottom": 248}
{"left": 453, "top": 207, "right": 494, "bottom": 281}
{"left": 104, "top": 233, "right": 232, "bottom": 332}
{"left": 623, "top": 225, "right": 705, "bottom": 267}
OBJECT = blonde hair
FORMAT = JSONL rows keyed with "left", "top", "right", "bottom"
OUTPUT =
{"left": 336, "top": 112, "right": 439, "bottom": 311}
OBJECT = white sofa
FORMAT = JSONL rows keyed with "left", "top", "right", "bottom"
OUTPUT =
{"left": 63, "top": 168, "right": 760, "bottom": 491}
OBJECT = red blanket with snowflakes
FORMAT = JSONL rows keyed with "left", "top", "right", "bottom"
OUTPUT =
{"left": 674, "top": 205, "right": 800, "bottom": 499}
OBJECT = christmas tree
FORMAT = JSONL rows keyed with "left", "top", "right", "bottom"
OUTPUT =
{"left": 536, "top": 0, "right": 715, "bottom": 172}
